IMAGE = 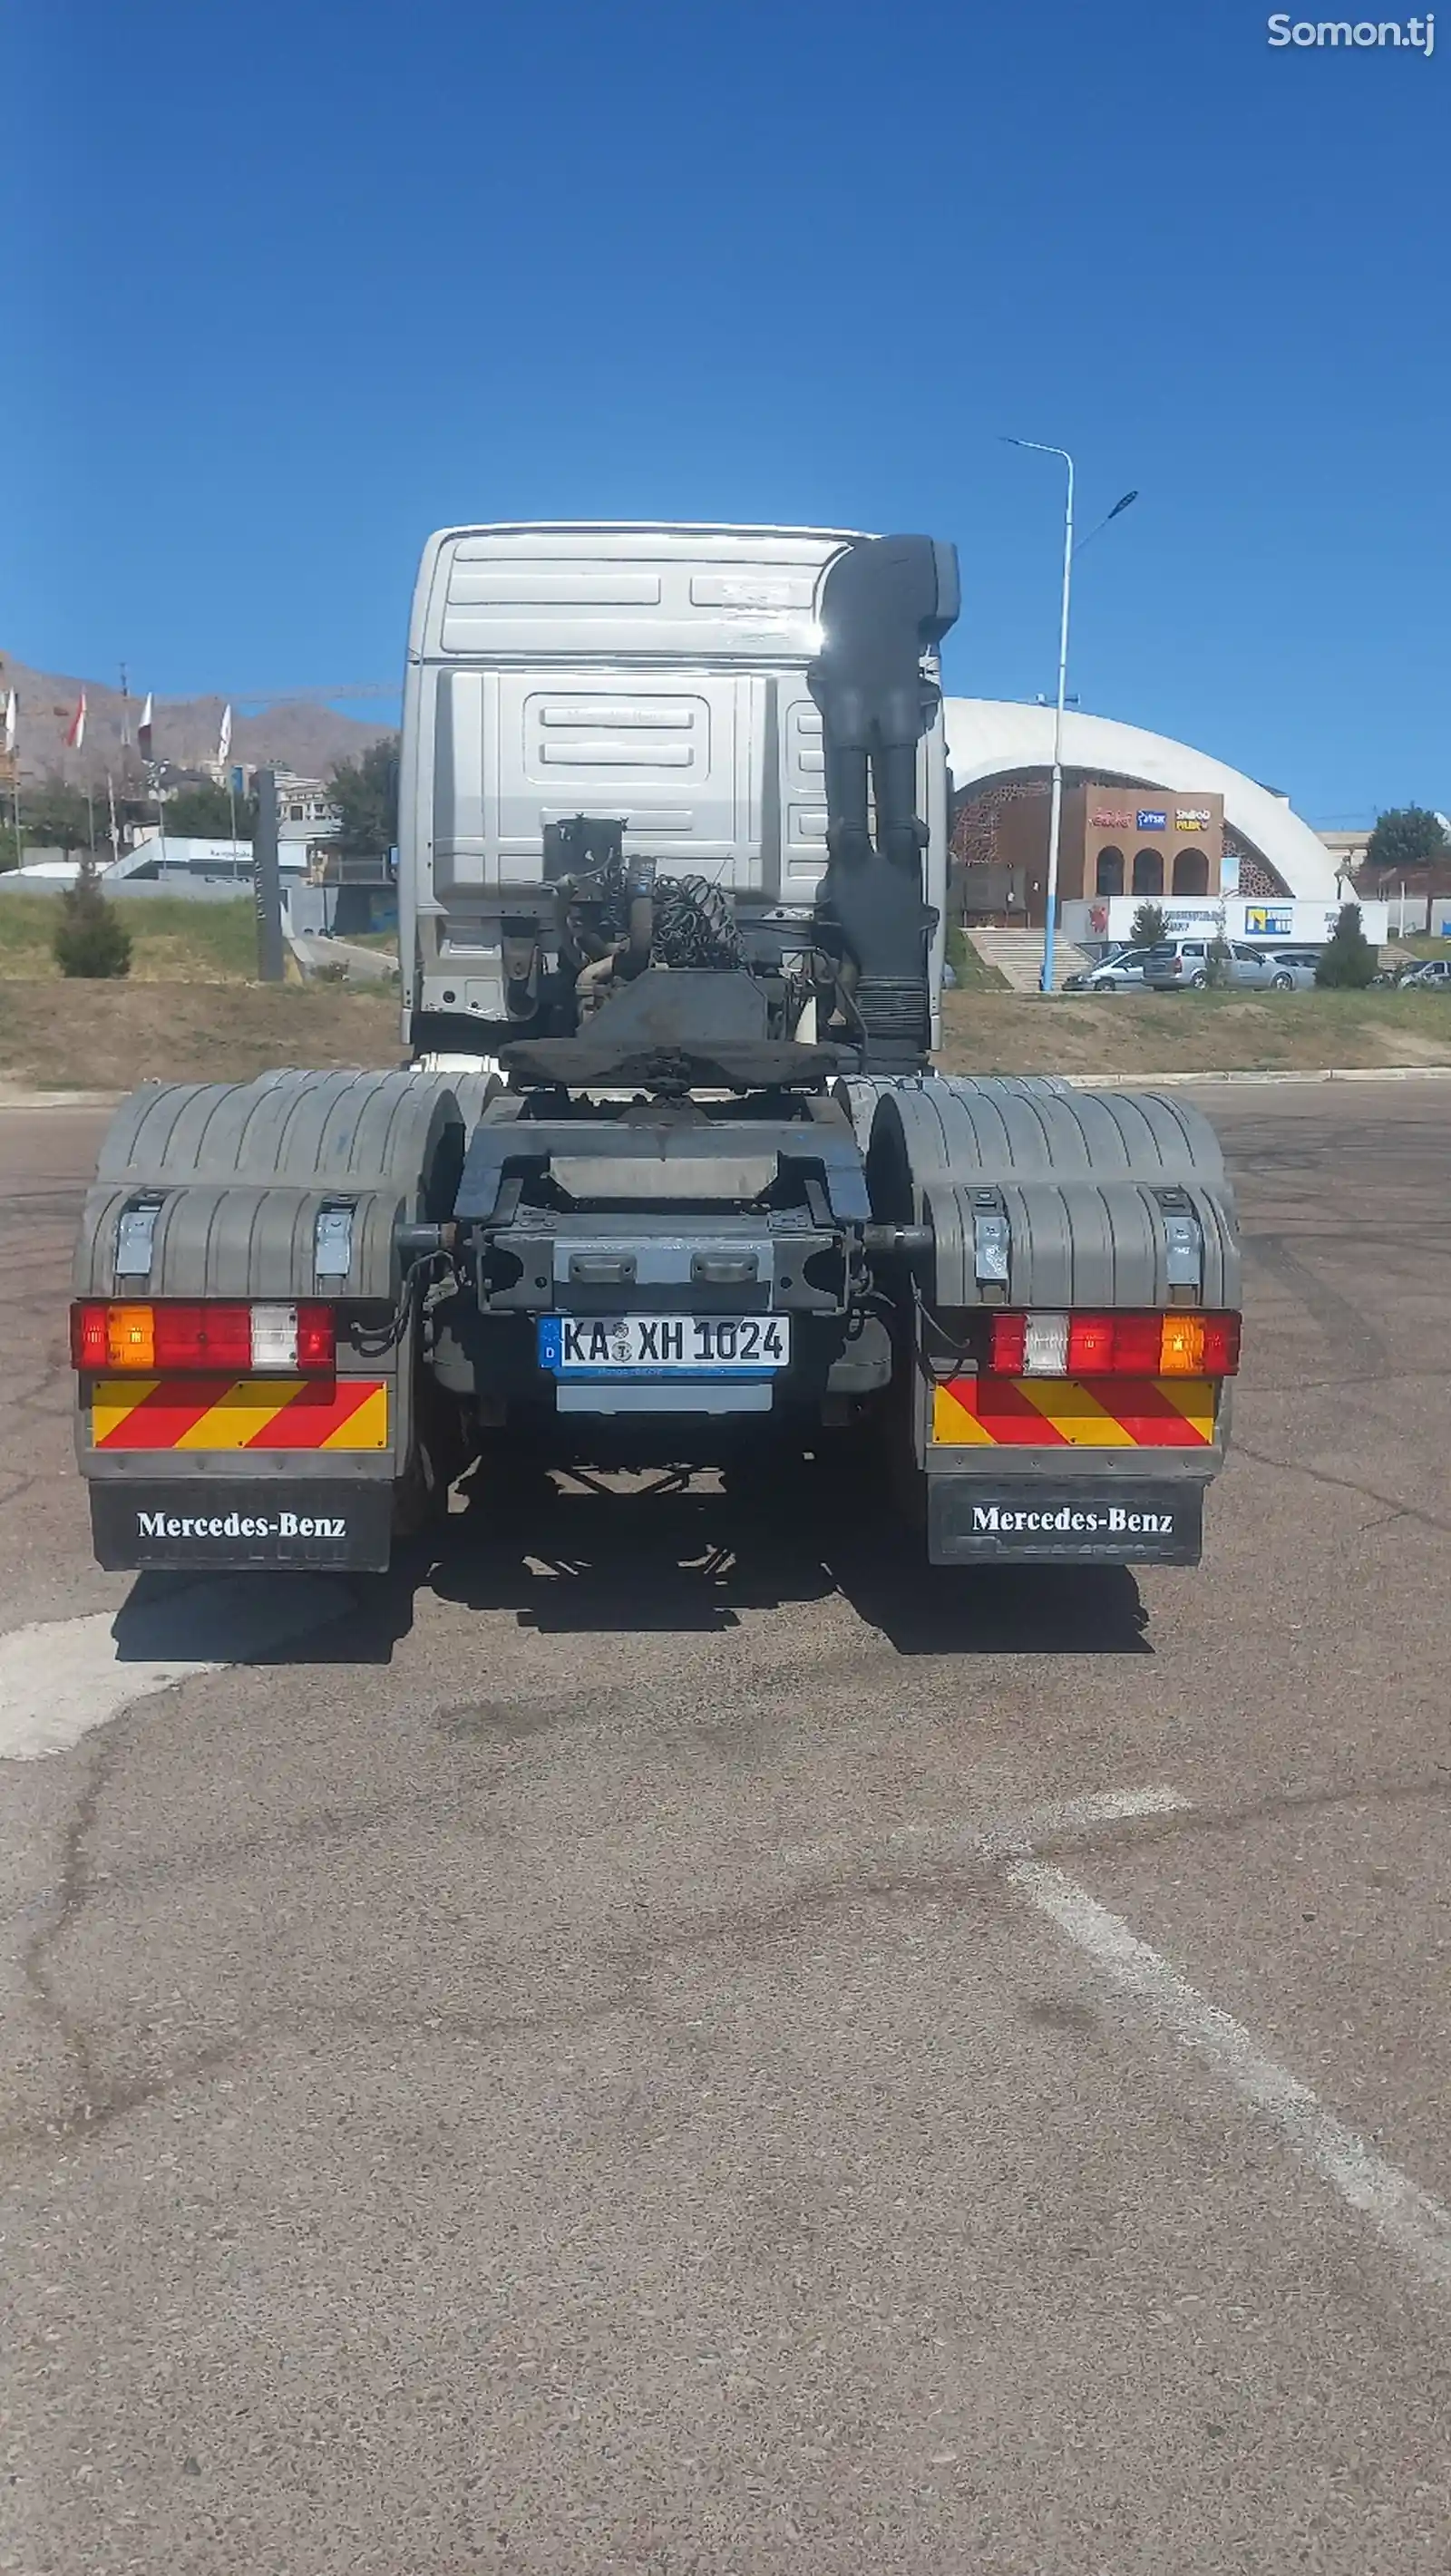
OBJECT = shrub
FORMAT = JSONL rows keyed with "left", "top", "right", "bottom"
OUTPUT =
{"left": 53, "top": 862, "right": 132, "bottom": 978}
{"left": 1314, "top": 901, "right": 1377, "bottom": 988}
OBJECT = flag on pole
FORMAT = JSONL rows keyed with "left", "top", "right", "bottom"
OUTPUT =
{"left": 64, "top": 692, "right": 87, "bottom": 751}
{"left": 217, "top": 703, "right": 232, "bottom": 767}
{"left": 137, "top": 693, "right": 153, "bottom": 761}
{"left": 3, "top": 691, "right": 15, "bottom": 756}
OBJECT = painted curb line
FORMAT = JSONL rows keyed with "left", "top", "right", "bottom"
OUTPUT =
{"left": 0, "top": 1086, "right": 124, "bottom": 1109}
{"left": 1061, "top": 1064, "right": 1451, "bottom": 1088}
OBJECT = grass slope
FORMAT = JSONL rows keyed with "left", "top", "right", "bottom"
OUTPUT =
{"left": 0, "top": 983, "right": 399, "bottom": 1090}
{"left": 0, "top": 891, "right": 262, "bottom": 983}
{"left": 939, "top": 987, "right": 1451, "bottom": 1076}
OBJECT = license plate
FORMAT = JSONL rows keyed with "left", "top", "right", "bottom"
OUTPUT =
{"left": 538, "top": 1314, "right": 791, "bottom": 1378}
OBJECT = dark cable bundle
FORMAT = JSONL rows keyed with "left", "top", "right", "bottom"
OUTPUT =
{"left": 650, "top": 872, "right": 743, "bottom": 969}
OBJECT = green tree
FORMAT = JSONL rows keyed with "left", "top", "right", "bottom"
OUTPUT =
{"left": 328, "top": 739, "right": 399, "bottom": 858}
{"left": 1203, "top": 932, "right": 1235, "bottom": 989}
{"left": 1365, "top": 807, "right": 1448, "bottom": 877}
{"left": 1129, "top": 900, "right": 1167, "bottom": 950}
{"left": 54, "top": 855, "right": 132, "bottom": 978}
{"left": 24, "top": 774, "right": 93, "bottom": 856}
{"left": 1314, "top": 901, "right": 1377, "bottom": 989}
{"left": 163, "top": 779, "right": 258, "bottom": 840}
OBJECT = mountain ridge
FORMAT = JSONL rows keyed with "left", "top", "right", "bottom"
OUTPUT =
{"left": 0, "top": 652, "right": 395, "bottom": 785}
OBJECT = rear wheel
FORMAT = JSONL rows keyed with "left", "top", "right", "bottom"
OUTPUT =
{"left": 1271, "top": 970, "right": 1294, "bottom": 991}
{"left": 1189, "top": 970, "right": 1208, "bottom": 989}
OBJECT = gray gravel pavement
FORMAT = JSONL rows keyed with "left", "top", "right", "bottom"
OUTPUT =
{"left": 4, "top": 1083, "right": 1450, "bottom": 2574}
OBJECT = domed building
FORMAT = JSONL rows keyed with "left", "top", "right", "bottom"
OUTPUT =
{"left": 944, "top": 701, "right": 1344, "bottom": 944}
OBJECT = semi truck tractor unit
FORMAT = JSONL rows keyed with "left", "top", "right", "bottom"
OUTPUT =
{"left": 72, "top": 522, "right": 1241, "bottom": 1577}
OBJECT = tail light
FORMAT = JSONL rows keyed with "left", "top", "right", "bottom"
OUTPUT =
{"left": 985, "top": 1310, "right": 1240, "bottom": 1378}
{"left": 71, "top": 1301, "right": 336, "bottom": 1374}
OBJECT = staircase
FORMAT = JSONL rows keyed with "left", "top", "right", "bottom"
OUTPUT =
{"left": 964, "top": 928, "right": 1096, "bottom": 994}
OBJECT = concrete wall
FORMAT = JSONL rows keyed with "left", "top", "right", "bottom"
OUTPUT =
{"left": 0, "top": 870, "right": 250, "bottom": 904}
{"left": 1063, "top": 895, "right": 1391, "bottom": 949}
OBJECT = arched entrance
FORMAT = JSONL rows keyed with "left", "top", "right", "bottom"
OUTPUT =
{"left": 1132, "top": 849, "right": 1164, "bottom": 895}
{"left": 1173, "top": 849, "right": 1209, "bottom": 895}
{"left": 1095, "top": 846, "right": 1125, "bottom": 896}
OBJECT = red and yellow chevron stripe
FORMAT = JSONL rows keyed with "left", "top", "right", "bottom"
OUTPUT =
{"left": 90, "top": 1376, "right": 388, "bottom": 1453}
{"left": 932, "top": 1375, "right": 1215, "bottom": 1448}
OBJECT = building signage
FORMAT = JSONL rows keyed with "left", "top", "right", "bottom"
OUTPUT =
{"left": 1173, "top": 816, "right": 1206, "bottom": 831}
{"left": 1090, "top": 810, "right": 1132, "bottom": 828}
{"left": 1175, "top": 806, "right": 1212, "bottom": 823}
{"left": 1136, "top": 810, "right": 1166, "bottom": 831}
{"left": 1245, "top": 906, "right": 1293, "bottom": 938}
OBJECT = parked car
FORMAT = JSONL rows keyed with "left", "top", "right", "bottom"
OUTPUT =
{"left": 1229, "top": 944, "right": 1325, "bottom": 990}
{"left": 1143, "top": 938, "right": 1326, "bottom": 992}
{"left": 1063, "top": 947, "right": 1154, "bottom": 992}
{"left": 1142, "top": 938, "right": 1219, "bottom": 989}
{"left": 1397, "top": 957, "right": 1451, "bottom": 991}
{"left": 1259, "top": 947, "right": 1322, "bottom": 990}
{"left": 1224, "top": 943, "right": 1285, "bottom": 991}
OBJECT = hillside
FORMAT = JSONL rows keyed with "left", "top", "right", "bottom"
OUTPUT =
{"left": 0, "top": 651, "right": 395, "bottom": 788}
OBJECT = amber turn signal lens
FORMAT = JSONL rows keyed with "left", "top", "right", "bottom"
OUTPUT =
{"left": 105, "top": 1305, "right": 156, "bottom": 1369}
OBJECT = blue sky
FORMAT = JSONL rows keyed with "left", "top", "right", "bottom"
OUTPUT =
{"left": 9, "top": 0, "right": 1446, "bottom": 823}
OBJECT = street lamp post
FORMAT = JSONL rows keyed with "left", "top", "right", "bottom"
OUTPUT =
{"left": 1004, "top": 438, "right": 1074, "bottom": 992}
{"left": 1003, "top": 439, "right": 1136, "bottom": 991}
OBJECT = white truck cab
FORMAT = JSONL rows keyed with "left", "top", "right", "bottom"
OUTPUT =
{"left": 400, "top": 522, "right": 951, "bottom": 1057}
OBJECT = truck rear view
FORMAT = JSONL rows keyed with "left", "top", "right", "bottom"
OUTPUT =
{"left": 71, "top": 522, "right": 1240, "bottom": 1581}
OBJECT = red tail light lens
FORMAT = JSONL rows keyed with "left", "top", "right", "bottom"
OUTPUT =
{"left": 1109, "top": 1313, "right": 1168, "bottom": 1375}
{"left": 69, "top": 1303, "right": 110, "bottom": 1370}
{"left": 154, "top": 1303, "right": 251, "bottom": 1369}
{"left": 296, "top": 1304, "right": 336, "bottom": 1371}
{"left": 988, "top": 1311, "right": 1027, "bottom": 1374}
{"left": 1066, "top": 1313, "right": 1116, "bottom": 1373}
{"left": 1200, "top": 1310, "right": 1242, "bottom": 1375}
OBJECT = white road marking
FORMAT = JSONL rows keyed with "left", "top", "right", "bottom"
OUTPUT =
{"left": 1011, "top": 1859, "right": 1451, "bottom": 2292}
{"left": 0, "top": 1580, "right": 353, "bottom": 1762}
{"left": 783, "top": 1784, "right": 1189, "bottom": 1873}
{"left": 979, "top": 1784, "right": 1191, "bottom": 1858}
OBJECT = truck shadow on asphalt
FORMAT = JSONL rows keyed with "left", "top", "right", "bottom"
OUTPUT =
{"left": 111, "top": 1567, "right": 417, "bottom": 1668}
{"left": 419, "top": 1457, "right": 1153, "bottom": 1657}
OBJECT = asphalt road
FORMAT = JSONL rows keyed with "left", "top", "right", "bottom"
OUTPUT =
{"left": 4, "top": 1084, "right": 1451, "bottom": 2574}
